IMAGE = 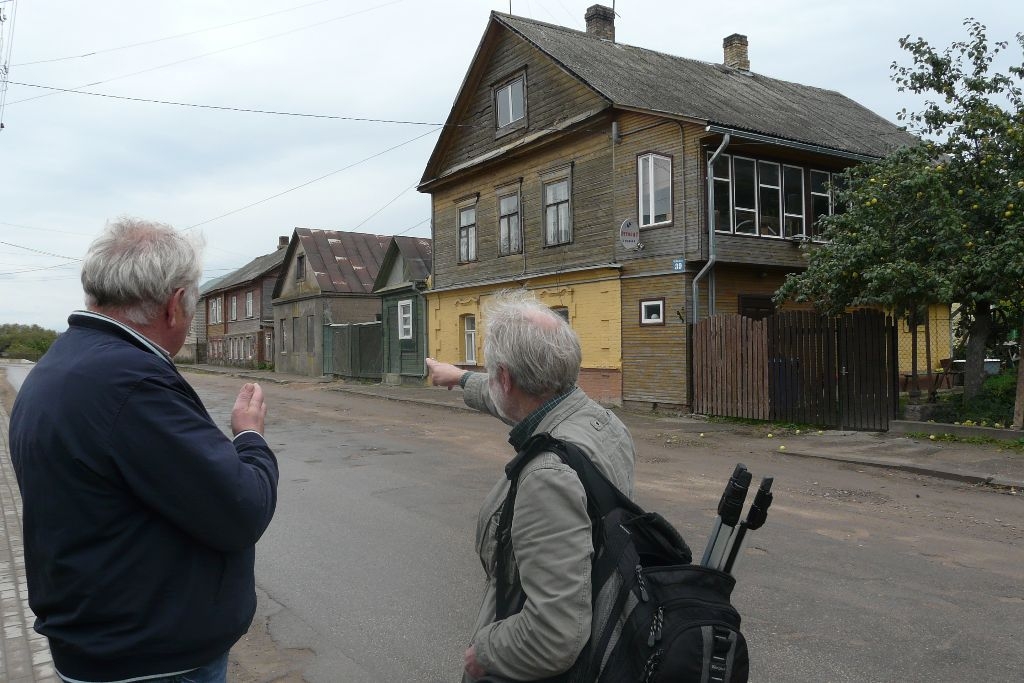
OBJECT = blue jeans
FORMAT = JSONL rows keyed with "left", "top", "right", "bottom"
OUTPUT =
{"left": 143, "top": 652, "right": 229, "bottom": 683}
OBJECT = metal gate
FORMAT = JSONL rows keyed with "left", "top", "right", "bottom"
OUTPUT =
{"left": 692, "top": 310, "right": 897, "bottom": 430}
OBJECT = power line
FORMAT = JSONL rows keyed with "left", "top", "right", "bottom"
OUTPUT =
{"left": 6, "top": 0, "right": 406, "bottom": 107}
{"left": 0, "top": 220, "right": 96, "bottom": 237}
{"left": 0, "top": 0, "right": 19, "bottom": 125}
{"left": 396, "top": 216, "right": 430, "bottom": 236}
{"left": 7, "top": 81, "right": 443, "bottom": 125}
{"left": 185, "top": 126, "right": 441, "bottom": 231}
{"left": 0, "top": 260, "right": 78, "bottom": 276}
{"left": 12, "top": 0, "right": 346, "bottom": 67}
{"left": 351, "top": 182, "right": 417, "bottom": 231}
{"left": 0, "top": 239, "right": 79, "bottom": 261}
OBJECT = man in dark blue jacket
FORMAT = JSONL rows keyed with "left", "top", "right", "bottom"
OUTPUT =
{"left": 10, "top": 217, "right": 279, "bottom": 683}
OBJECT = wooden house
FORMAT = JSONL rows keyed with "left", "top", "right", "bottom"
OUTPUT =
{"left": 372, "top": 236, "right": 433, "bottom": 385}
{"left": 417, "top": 5, "right": 917, "bottom": 409}
{"left": 272, "top": 228, "right": 390, "bottom": 377}
{"left": 203, "top": 238, "right": 287, "bottom": 369}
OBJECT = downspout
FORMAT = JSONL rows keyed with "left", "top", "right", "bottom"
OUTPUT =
{"left": 691, "top": 133, "right": 730, "bottom": 323}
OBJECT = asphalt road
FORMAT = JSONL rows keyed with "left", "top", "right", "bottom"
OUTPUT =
{"left": 5, "top": 365, "right": 1020, "bottom": 682}
{"left": 175, "top": 373, "right": 1024, "bottom": 683}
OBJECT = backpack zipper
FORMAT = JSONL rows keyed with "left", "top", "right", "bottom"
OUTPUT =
{"left": 635, "top": 564, "right": 649, "bottom": 602}
{"left": 640, "top": 648, "right": 663, "bottom": 683}
{"left": 647, "top": 605, "right": 664, "bottom": 646}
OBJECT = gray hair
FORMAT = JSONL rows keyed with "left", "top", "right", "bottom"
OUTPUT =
{"left": 81, "top": 217, "right": 204, "bottom": 325}
{"left": 483, "top": 288, "right": 581, "bottom": 397}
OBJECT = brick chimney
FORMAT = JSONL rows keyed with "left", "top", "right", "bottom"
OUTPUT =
{"left": 723, "top": 33, "right": 750, "bottom": 70}
{"left": 585, "top": 5, "right": 615, "bottom": 42}
{"left": 277, "top": 235, "right": 289, "bottom": 250}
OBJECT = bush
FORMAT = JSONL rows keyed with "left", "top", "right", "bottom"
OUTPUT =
{"left": 958, "top": 370, "right": 1017, "bottom": 426}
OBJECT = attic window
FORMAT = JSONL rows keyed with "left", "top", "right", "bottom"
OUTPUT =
{"left": 495, "top": 76, "right": 525, "bottom": 130}
{"left": 296, "top": 254, "right": 305, "bottom": 281}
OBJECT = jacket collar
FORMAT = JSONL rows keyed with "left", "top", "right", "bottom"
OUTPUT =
{"left": 69, "top": 311, "right": 174, "bottom": 366}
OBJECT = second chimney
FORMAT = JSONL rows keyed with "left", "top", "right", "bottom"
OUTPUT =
{"left": 585, "top": 5, "right": 615, "bottom": 42}
{"left": 278, "top": 235, "right": 289, "bottom": 250}
{"left": 723, "top": 33, "right": 750, "bottom": 71}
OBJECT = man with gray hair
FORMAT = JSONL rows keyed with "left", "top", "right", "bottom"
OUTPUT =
{"left": 426, "top": 288, "right": 635, "bottom": 682}
{"left": 10, "top": 218, "right": 279, "bottom": 683}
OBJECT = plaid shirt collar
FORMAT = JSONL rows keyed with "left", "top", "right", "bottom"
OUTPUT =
{"left": 508, "top": 388, "right": 575, "bottom": 451}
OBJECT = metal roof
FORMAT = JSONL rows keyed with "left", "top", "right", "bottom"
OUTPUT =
{"left": 294, "top": 228, "right": 391, "bottom": 295}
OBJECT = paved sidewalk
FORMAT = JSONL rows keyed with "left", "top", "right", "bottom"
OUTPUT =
{"left": 182, "top": 364, "right": 1024, "bottom": 490}
{"left": 0, "top": 402, "right": 58, "bottom": 683}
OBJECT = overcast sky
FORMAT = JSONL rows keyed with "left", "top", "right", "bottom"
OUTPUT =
{"left": 1, "top": 0, "right": 1021, "bottom": 331}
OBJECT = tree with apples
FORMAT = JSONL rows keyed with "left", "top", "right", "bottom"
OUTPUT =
{"left": 778, "top": 19, "right": 1024, "bottom": 427}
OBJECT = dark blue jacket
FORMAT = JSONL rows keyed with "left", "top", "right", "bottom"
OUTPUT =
{"left": 10, "top": 312, "right": 279, "bottom": 682}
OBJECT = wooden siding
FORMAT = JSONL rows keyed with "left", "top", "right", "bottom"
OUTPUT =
{"left": 620, "top": 273, "right": 689, "bottom": 407}
{"left": 431, "top": 125, "right": 619, "bottom": 290}
{"left": 382, "top": 291, "right": 427, "bottom": 379}
{"left": 435, "top": 28, "right": 607, "bottom": 178}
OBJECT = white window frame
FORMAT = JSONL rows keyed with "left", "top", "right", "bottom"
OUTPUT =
{"left": 495, "top": 76, "right": 525, "bottom": 129}
{"left": 398, "top": 299, "right": 413, "bottom": 340}
{"left": 230, "top": 295, "right": 237, "bottom": 321}
{"left": 264, "top": 332, "right": 273, "bottom": 361}
{"left": 457, "top": 201, "right": 478, "bottom": 263}
{"left": 757, "top": 160, "right": 782, "bottom": 237}
{"left": 280, "top": 318, "right": 287, "bottom": 354}
{"left": 782, "top": 164, "right": 806, "bottom": 238}
{"left": 638, "top": 153, "right": 673, "bottom": 227}
{"left": 732, "top": 156, "right": 758, "bottom": 235}
{"left": 463, "top": 315, "right": 476, "bottom": 364}
{"left": 541, "top": 166, "right": 573, "bottom": 246}
{"left": 810, "top": 169, "right": 834, "bottom": 241}
{"left": 641, "top": 299, "right": 665, "bottom": 326}
{"left": 710, "top": 152, "right": 838, "bottom": 242}
{"left": 497, "top": 190, "right": 522, "bottom": 256}
{"left": 245, "top": 291, "right": 254, "bottom": 318}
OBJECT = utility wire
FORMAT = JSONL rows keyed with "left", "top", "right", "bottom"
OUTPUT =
{"left": 0, "top": 239, "right": 79, "bottom": 261}
{"left": 0, "top": 0, "right": 19, "bottom": 124}
{"left": 184, "top": 126, "right": 441, "bottom": 231}
{"left": 7, "top": 81, "right": 443, "bottom": 125}
{"left": 13, "top": 0, "right": 346, "bottom": 67}
{"left": 0, "top": 220, "right": 96, "bottom": 237}
{"left": 7, "top": 0, "right": 405, "bottom": 106}
{"left": 351, "top": 183, "right": 417, "bottom": 231}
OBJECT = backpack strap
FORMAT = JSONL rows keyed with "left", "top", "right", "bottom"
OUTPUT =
{"left": 494, "top": 432, "right": 638, "bottom": 619}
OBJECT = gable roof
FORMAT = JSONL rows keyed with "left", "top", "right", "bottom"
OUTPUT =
{"left": 423, "top": 12, "right": 915, "bottom": 184}
{"left": 273, "top": 228, "right": 391, "bottom": 299}
{"left": 372, "top": 236, "right": 433, "bottom": 293}
{"left": 202, "top": 247, "right": 286, "bottom": 297}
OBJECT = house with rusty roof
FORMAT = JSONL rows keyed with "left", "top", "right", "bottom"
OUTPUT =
{"left": 201, "top": 237, "right": 289, "bottom": 369}
{"left": 272, "top": 228, "right": 391, "bottom": 376}
{"left": 372, "top": 235, "right": 433, "bottom": 385}
{"left": 417, "top": 5, "right": 918, "bottom": 410}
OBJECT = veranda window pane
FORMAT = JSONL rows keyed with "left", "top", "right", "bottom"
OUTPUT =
{"left": 733, "top": 158, "right": 756, "bottom": 211}
{"left": 783, "top": 166, "right": 804, "bottom": 215}
{"left": 714, "top": 179, "right": 731, "bottom": 231}
{"left": 759, "top": 186, "right": 781, "bottom": 236}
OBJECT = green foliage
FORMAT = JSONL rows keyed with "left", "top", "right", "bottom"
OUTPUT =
{"left": 778, "top": 19, "right": 1024, "bottom": 404}
{"left": 960, "top": 370, "right": 1018, "bottom": 425}
{"left": 0, "top": 324, "right": 60, "bottom": 361}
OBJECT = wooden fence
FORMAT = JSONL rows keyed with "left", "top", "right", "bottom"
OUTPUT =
{"left": 692, "top": 310, "right": 896, "bottom": 430}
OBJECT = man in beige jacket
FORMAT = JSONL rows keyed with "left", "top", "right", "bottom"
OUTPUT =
{"left": 426, "top": 289, "right": 635, "bottom": 682}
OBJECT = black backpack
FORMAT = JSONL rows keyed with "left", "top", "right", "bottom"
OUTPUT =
{"left": 492, "top": 433, "right": 748, "bottom": 683}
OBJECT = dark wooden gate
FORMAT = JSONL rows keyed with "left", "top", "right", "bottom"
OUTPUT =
{"left": 692, "top": 310, "right": 896, "bottom": 430}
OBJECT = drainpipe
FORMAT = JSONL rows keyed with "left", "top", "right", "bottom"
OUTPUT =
{"left": 692, "top": 132, "right": 730, "bottom": 323}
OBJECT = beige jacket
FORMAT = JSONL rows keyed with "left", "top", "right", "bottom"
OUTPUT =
{"left": 462, "top": 373, "right": 635, "bottom": 681}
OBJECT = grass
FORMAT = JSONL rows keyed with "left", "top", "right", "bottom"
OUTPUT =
{"left": 905, "top": 430, "right": 1024, "bottom": 452}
